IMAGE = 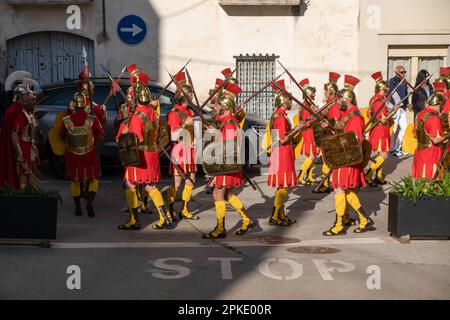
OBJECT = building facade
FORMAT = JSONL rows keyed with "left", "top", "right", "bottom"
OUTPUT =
{"left": 1, "top": 0, "right": 449, "bottom": 118}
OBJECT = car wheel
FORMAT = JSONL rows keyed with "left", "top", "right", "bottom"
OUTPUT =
{"left": 48, "top": 150, "right": 66, "bottom": 179}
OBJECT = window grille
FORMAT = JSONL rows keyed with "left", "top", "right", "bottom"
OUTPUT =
{"left": 234, "top": 54, "right": 279, "bottom": 120}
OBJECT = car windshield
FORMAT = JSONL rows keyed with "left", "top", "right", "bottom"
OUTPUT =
{"left": 39, "top": 84, "right": 174, "bottom": 115}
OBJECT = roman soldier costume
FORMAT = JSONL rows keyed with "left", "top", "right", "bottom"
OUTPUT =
{"left": 436, "top": 68, "right": 450, "bottom": 169}
{"left": 78, "top": 68, "right": 107, "bottom": 128}
{"left": 365, "top": 72, "right": 391, "bottom": 187}
{"left": 298, "top": 78, "right": 319, "bottom": 186}
{"left": 315, "top": 72, "right": 341, "bottom": 194}
{"left": 203, "top": 83, "right": 255, "bottom": 239}
{"left": 323, "top": 75, "right": 374, "bottom": 236}
{"left": 60, "top": 92, "right": 104, "bottom": 217}
{"left": 412, "top": 83, "right": 446, "bottom": 180}
{"left": 166, "top": 71, "right": 199, "bottom": 221}
{"left": 119, "top": 73, "right": 172, "bottom": 230}
{"left": 4, "top": 84, "right": 39, "bottom": 190}
{"left": 267, "top": 80, "right": 299, "bottom": 226}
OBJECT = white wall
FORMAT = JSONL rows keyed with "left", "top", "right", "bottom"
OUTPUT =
{"left": 0, "top": 0, "right": 360, "bottom": 104}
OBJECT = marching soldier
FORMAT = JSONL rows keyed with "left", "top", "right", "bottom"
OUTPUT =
{"left": 412, "top": 82, "right": 448, "bottom": 180}
{"left": 78, "top": 69, "right": 107, "bottom": 128}
{"left": 365, "top": 72, "right": 393, "bottom": 187}
{"left": 60, "top": 92, "right": 104, "bottom": 217}
{"left": 314, "top": 72, "right": 341, "bottom": 194}
{"left": 437, "top": 67, "right": 450, "bottom": 169}
{"left": 267, "top": 80, "right": 299, "bottom": 226}
{"left": 1, "top": 84, "right": 39, "bottom": 190}
{"left": 118, "top": 73, "right": 172, "bottom": 230}
{"left": 166, "top": 72, "right": 199, "bottom": 221}
{"left": 203, "top": 83, "right": 255, "bottom": 239}
{"left": 322, "top": 75, "right": 375, "bottom": 236}
{"left": 298, "top": 79, "right": 320, "bottom": 186}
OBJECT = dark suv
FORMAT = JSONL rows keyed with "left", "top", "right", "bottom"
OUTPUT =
{"left": 36, "top": 79, "right": 267, "bottom": 177}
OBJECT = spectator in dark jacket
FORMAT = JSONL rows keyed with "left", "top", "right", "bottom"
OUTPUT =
{"left": 0, "top": 80, "right": 7, "bottom": 128}
{"left": 412, "top": 69, "right": 433, "bottom": 118}
{"left": 389, "top": 65, "right": 410, "bottom": 157}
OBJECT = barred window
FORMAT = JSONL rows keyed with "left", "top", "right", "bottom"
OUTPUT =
{"left": 235, "top": 54, "right": 279, "bottom": 120}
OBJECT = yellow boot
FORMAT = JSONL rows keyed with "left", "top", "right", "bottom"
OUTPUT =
{"left": 71, "top": 182, "right": 82, "bottom": 216}
{"left": 313, "top": 162, "right": 332, "bottom": 193}
{"left": 203, "top": 201, "right": 227, "bottom": 239}
{"left": 299, "top": 158, "right": 313, "bottom": 186}
{"left": 375, "top": 165, "right": 388, "bottom": 185}
{"left": 150, "top": 189, "right": 172, "bottom": 230}
{"left": 180, "top": 185, "right": 199, "bottom": 220}
{"left": 323, "top": 194, "right": 347, "bottom": 236}
{"left": 346, "top": 191, "right": 375, "bottom": 233}
{"left": 307, "top": 164, "right": 317, "bottom": 184}
{"left": 228, "top": 195, "right": 256, "bottom": 235}
{"left": 119, "top": 189, "right": 141, "bottom": 230}
{"left": 269, "top": 188, "right": 290, "bottom": 227}
{"left": 166, "top": 186, "right": 179, "bottom": 221}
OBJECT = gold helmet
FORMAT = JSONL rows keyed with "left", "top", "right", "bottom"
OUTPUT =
{"left": 218, "top": 83, "right": 242, "bottom": 114}
{"left": 209, "top": 78, "right": 224, "bottom": 105}
{"left": 174, "top": 72, "right": 193, "bottom": 104}
{"left": 339, "top": 75, "right": 361, "bottom": 102}
{"left": 324, "top": 72, "right": 341, "bottom": 97}
{"left": 438, "top": 67, "right": 450, "bottom": 90}
{"left": 73, "top": 92, "right": 87, "bottom": 109}
{"left": 435, "top": 77, "right": 450, "bottom": 91}
{"left": 134, "top": 73, "right": 151, "bottom": 105}
{"left": 222, "top": 68, "right": 238, "bottom": 85}
{"left": 271, "top": 80, "right": 292, "bottom": 108}
{"left": 428, "top": 93, "right": 446, "bottom": 108}
{"left": 299, "top": 79, "right": 316, "bottom": 99}
{"left": 429, "top": 82, "right": 447, "bottom": 108}
{"left": 127, "top": 64, "right": 140, "bottom": 85}
{"left": 135, "top": 84, "right": 151, "bottom": 105}
{"left": 80, "top": 81, "right": 94, "bottom": 97}
{"left": 372, "top": 72, "right": 389, "bottom": 94}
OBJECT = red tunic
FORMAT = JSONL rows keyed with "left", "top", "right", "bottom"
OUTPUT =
{"left": 268, "top": 108, "right": 298, "bottom": 188}
{"left": 0, "top": 102, "right": 23, "bottom": 188}
{"left": 332, "top": 105, "right": 367, "bottom": 190}
{"left": 300, "top": 101, "right": 319, "bottom": 157}
{"left": 167, "top": 104, "right": 197, "bottom": 175}
{"left": 442, "top": 95, "right": 450, "bottom": 151}
{"left": 368, "top": 93, "right": 391, "bottom": 152}
{"left": 12, "top": 110, "right": 39, "bottom": 175}
{"left": 326, "top": 98, "right": 342, "bottom": 122}
{"left": 412, "top": 108, "right": 444, "bottom": 180}
{"left": 85, "top": 98, "right": 107, "bottom": 128}
{"left": 212, "top": 114, "right": 244, "bottom": 189}
{"left": 124, "top": 105, "right": 161, "bottom": 184}
{"left": 60, "top": 110, "right": 104, "bottom": 181}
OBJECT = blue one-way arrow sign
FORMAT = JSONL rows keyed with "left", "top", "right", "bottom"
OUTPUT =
{"left": 117, "top": 15, "right": 147, "bottom": 45}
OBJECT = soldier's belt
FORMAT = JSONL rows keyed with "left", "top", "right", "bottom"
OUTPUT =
{"left": 68, "top": 145, "right": 94, "bottom": 156}
{"left": 138, "top": 145, "right": 158, "bottom": 153}
{"left": 417, "top": 142, "right": 433, "bottom": 151}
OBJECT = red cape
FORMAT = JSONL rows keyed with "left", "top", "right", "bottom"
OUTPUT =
{"left": 0, "top": 102, "right": 23, "bottom": 188}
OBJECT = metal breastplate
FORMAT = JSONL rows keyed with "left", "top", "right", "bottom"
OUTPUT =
{"left": 174, "top": 109, "right": 194, "bottom": 144}
{"left": 335, "top": 111, "right": 361, "bottom": 133}
{"left": 440, "top": 112, "right": 449, "bottom": 133}
{"left": 63, "top": 115, "right": 95, "bottom": 155}
{"left": 369, "top": 97, "right": 386, "bottom": 127}
{"left": 415, "top": 112, "right": 435, "bottom": 150}
{"left": 135, "top": 112, "right": 159, "bottom": 152}
{"left": 21, "top": 110, "right": 38, "bottom": 144}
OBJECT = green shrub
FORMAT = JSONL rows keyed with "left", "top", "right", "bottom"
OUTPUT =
{"left": 390, "top": 172, "right": 450, "bottom": 204}
{"left": 0, "top": 186, "right": 63, "bottom": 204}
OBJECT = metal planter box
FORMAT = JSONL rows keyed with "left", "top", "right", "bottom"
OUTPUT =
{"left": 389, "top": 193, "right": 450, "bottom": 238}
{"left": 0, "top": 195, "right": 58, "bottom": 241}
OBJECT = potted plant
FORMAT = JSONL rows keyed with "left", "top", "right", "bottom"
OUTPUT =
{"left": 0, "top": 186, "right": 61, "bottom": 247}
{"left": 389, "top": 173, "right": 450, "bottom": 238}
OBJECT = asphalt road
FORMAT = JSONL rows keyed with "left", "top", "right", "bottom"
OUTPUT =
{"left": 1, "top": 156, "right": 449, "bottom": 300}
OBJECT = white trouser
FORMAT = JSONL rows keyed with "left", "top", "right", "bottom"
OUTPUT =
{"left": 391, "top": 107, "right": 408, "bottom": 153}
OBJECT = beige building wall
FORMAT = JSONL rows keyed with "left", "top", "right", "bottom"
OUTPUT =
{"left": 2, "top": 0, "right": 449, "bottom": 105}
{"left": 358, "top": 0, "right": 450, "bottom": 105}
{"left": 0, "top": 0, "right": 359, "bottom": 102}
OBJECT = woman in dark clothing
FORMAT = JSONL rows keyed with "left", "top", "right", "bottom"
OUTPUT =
{"left": 412, "top": 69, "right": 433, "bottom": 118}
